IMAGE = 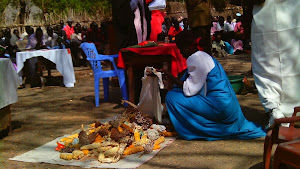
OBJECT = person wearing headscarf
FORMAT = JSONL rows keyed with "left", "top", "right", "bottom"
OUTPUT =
{"left": 160, "top": 30, "right": 266, "bottom": 141}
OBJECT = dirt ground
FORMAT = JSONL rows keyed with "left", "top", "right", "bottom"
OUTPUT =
{"left": 0, "top": 54, "right": 274, "bottom": 169}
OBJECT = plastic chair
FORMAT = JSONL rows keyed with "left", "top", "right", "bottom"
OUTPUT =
{"left": 273, "top": 140, "right": 300, "bottom": 169}
{"left": 80, "top": 42, "right": 128, "bottom": 107}
{"left": 263, "top": 106, "right": 300, "bottom": 169}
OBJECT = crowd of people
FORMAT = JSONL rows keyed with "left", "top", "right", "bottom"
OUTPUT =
{"left": 210, "top": 13, "right": 248, "bottom": 57}
{"left": 0, "top": 19, "right": 108, "bottom": 67}
{"left": 150, "top": 11, "right": 247, "bottom": 58}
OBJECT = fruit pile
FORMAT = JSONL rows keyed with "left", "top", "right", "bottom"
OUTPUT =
{"left": 56, "top": 100, "right": 176, "bottom": 163}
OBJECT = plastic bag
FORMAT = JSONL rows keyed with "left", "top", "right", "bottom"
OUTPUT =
{"left": 148, "top": 0, "right": 166, "bottom": 11}
{"left": 138, "top": 67, "right": 164, "bottom": 123}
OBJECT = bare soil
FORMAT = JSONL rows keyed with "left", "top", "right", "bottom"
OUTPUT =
{"left": 0, "top": 54, "right": 272, "bottom": 169}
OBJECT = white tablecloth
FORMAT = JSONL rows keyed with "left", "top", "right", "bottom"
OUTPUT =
{"left": 16, "top": 49, "right": 76, "bottom": 87}
{"left": 0, "top": 58, "right": 21, "bottom": 109}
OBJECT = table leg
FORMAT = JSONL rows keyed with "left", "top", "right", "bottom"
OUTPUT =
{"left": 0, "top": 105, "right": 12, "bottom": 135}
{"left": 37, "top": 58, "right": 45, "bottom": 89}
{"left": 128, "top": 66, "right": 135, "bottom": 104}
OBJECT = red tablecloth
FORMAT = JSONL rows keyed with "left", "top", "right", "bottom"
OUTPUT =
{"left": 117, "top": 43, "right": 187, "bottom": 77}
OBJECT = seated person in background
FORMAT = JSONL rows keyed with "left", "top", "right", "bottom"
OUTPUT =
{"left": 55, "top": 25, "right": 68, "bottom": 49}
{"left": 70, "top": 26, "right": 82, "bottom": 45}
{"left": 3, "top": 28, "right": 13, "bottom": 55}
{"left": 223, "top": 16, "right": 235, "bottom": 43}
{"left": 75, "top": 22, "right": 82, "bottom": 32}
{"left": 182, "top": 18, "right": 190, "bottom": 31}
{"left": 59, "top": 20, "right": 66, "bottom": 29}
{"left": 178, "top": 16, "right": 184, "bottom": 30}
{"left": 81, "top": 26, "right": 88, "bottom": 42}
{"left": 212, "top": 31, "right": 227, "bottom": 57}
{"left": 87, "top": 22, "right": 105, "bottom": 54}
{"left": 234, "top": 13, "right": 244, "bottom": 36}
{"left": 0, "top": 30, "right": 7, "bottom": 58}
{"left": 161, "top": 30, "right": 266, "bottom": 141}
{"left": 234, "top": 14, "right": 249, "bottom": 52}
{"left": 63, "top": 18, "right": 74, "bottom": 40}
{"left": 20, "top": 26, "right": 34, "bottom": 41}
{"left": 210, "top": 16, "right": 220, "bottom": 36}
{"left": 10, "top": 29, "right": 20, "bottom": 46}
{"left": 25, "top": 27, "right": 47, "bottom": 87}
{"left": 218, "top": 16, "right": 225, "bottom": 30}
{"left": 26, "top": 27, "right": 46, "bottom": 50}
{"left": 45, "top": 26, "right": 59, "bottom": 49}
{"left": 231, "top": 32, "right": 244, "bottom": 55}
{"left": 70, "top": 26, "right": 83, "bottom": 66}
{"left": 168, "top": 19, "right": 182, "bottom": 42}
{"left": 162, "top": 17, "right": 171, "bottom": 35}
{"left": 224, "top": 16, "right": 235, "bottom": 32}
{"left": 8, "top": 29, "right": 21, "bottom": 63}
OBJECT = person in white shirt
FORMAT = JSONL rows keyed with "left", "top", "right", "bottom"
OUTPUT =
{"left": 45, "top": 26, "right": 59, "bottom": 49}
{"left": 224, "top": 16, "right": 236, "bottom": 32}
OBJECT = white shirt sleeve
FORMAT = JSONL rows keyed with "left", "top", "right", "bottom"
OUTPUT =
{"left": 183, "top": 51, "right": 215, "bottom": 97}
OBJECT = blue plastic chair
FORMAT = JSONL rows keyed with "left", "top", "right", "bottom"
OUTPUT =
{"left": 80, "top": 42, "right": 128, "bottom": 107}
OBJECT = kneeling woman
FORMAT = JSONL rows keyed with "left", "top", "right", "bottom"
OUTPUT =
{"left": 163, "top": 31, "right": 265, "bottom": 141}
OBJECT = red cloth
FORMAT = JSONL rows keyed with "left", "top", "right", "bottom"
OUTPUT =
{"left": 63, "top": 25, "right": 74, "bottom": 40}
{"left": 149, "top": 10, "right": 165, "bottom": 41}
{"left": 168, "top": 26, "right": 183, "bottom": 37}
{"left": 117, "top": 43, "right": 187, "bottom": 77}
{"left": 145, "top": 0, "right": 154, "bottom": 4}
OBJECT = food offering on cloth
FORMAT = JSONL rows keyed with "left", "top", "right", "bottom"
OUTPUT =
{"left": 56, "top": 100, "right": 176, "bottom": 163}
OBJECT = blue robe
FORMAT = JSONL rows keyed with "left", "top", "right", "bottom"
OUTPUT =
{"left": 166, "top": 57, "right": 266, "bottom": 140}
